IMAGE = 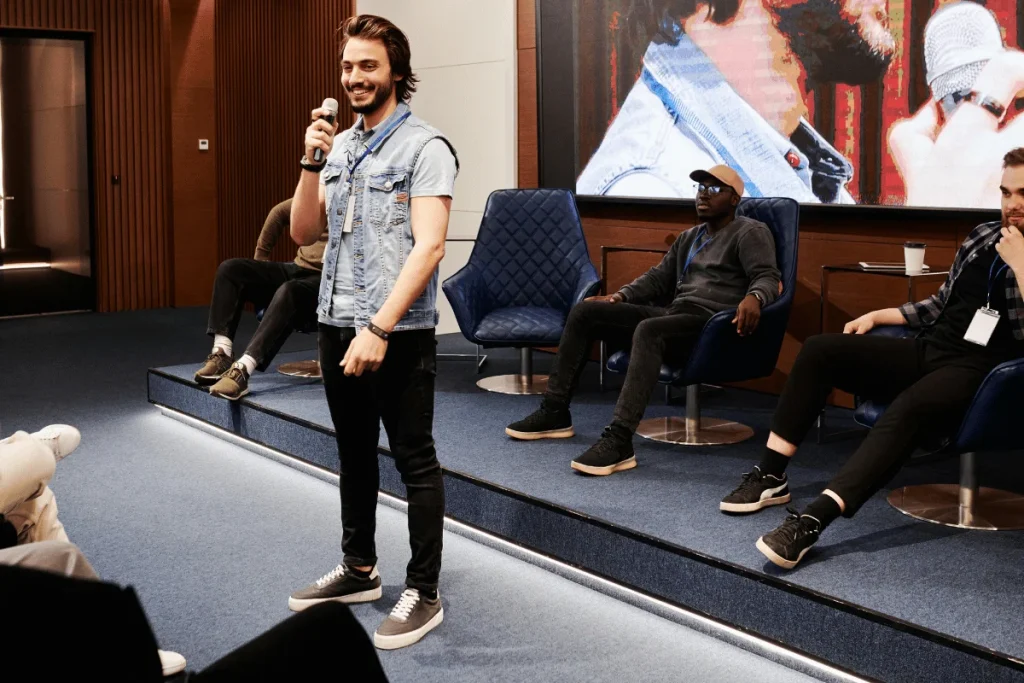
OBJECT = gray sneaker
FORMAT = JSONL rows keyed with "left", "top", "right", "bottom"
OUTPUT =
{"left": 288, "top": 564, "right": 382, "bottom": 612}
{"left": 373, "top": 588, "right": 444, "bottom": 650}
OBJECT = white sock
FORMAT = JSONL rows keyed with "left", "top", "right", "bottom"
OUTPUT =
{"left": 213, "top": 335, "right": 233, "bottom": 357}
{"left": 237, "top": 354, "right": 258, "bottom": 376}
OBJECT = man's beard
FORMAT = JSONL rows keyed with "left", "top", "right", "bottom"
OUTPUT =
{"left": 1003, "top": 213, "right": 1024, "bottom": 229}
{"left": 348, "top": 78, "right": 394, "bottom": 115}
{"left": 772, "top": 0, "right": 896, "bottom": 86}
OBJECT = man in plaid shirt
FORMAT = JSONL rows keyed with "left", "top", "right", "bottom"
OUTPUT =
{"left": 720, "top": 148, "right": 1024, "bottom": 569}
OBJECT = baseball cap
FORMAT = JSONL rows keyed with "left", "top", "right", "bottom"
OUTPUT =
{"left": 690, "top": 165, "right": 745, "bottom": 197}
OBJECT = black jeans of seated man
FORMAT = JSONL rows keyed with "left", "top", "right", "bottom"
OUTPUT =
{"left": 318, "top": 324, "right": 444, "bottom": 594}
{"left": 770, "top": 333, "right": 998, "bottom": 517}
{"left": 206, "top": 258, "right": 320, "bottom": 371}
{"left": 544, "top": 300, "right": 713, "bottom": 439}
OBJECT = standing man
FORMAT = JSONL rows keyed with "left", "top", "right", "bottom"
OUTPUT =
{"left": 723, "top": 148, "right": 1024, "bottom": 569}
{"left": 286, "top": 15, "right": 458, "bottom": 651}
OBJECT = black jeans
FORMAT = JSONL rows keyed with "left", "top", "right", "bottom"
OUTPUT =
{"left": 546, "top": 300, "right": 712, "bottom": 433}
{"left": 318, "top": 324, "right": 444, "bottom": 593}
{"left": 772, "top": 333, "right": 996, "bottom": 516}
{"left": 206, "top": 258, "right": 320, "bottom": 371}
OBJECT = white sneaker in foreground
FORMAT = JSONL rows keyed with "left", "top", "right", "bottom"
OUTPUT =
{"left": 158, "top": 649, "right": 187, "bottom": 676}
{"left": 30, "top": 425, "right": 81, "bottom": 462}
{"left": 373, "top": 588, "right": 443, "bottom": 650}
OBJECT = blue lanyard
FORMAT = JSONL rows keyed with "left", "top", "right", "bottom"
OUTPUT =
{"left": 681, "top": 227, "right": 713, "bottom": 277}
{"left": 986, "top": 255, "right": 1009, "bottom": 309}
{"left": 346, "top": 111, "right": 411, "bottom": 179}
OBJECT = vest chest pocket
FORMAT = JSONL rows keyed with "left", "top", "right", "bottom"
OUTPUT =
{"left": 366, "top": 171, "right": 409, "bottom": 229}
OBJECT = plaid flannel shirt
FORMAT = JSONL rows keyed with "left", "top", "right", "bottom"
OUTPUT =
{"left": 899, "top": 221, "right": 1024, "bottom": 340}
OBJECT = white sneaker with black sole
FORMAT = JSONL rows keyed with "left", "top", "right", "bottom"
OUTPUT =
{"left": 288, "top": 564, "right": 382, "bottom": 611}
{"left": 720, "top": 467, "right": 790, "bottom": 513}
{"left": 373, "top": 588, "right": 443, "bottom": 650}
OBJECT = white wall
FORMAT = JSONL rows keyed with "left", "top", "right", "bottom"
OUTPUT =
{"left": 356, "top": 0, "right": 518, "bottom": 334}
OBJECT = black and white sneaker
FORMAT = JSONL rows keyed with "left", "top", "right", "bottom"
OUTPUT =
{"left": 756, "top": 508, "right": 822, "bottom": 570}
{"left": 506, "top": 405, "right": 574, "bottom": 440}
{"left": 288, "top": 564, "right": 382, "bottom": 611}
{"left": 720, "top": 467, "right": 790, "bottom": 513}
{"left": 374, "top": 588, "right": 444, "bottom": 650}
{"left": 570, "top": 431, "right": 636, "bottom": 476}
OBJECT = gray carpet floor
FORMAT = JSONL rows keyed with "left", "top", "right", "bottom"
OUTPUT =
{"left": 0, "top": 308, "right": 819, "bottom": 682}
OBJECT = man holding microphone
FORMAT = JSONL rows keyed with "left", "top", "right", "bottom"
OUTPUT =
{"left": 286, "top": 15, "right": 458, "bottom": 649}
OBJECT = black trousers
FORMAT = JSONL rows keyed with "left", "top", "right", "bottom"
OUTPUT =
{"left": 771, "top": 334, "right": 996, "bottom": 516}
{"left": 0, "top": 564, "right": 387, "bottom": 683}
{"left": 206, "top": 259, "right": 320, "bottom": 371}
{"left": 318, "top": 324, "right": 444, "bottom": 593}
{"left": 546, "top": 300, "right": 712, "bottom": 433}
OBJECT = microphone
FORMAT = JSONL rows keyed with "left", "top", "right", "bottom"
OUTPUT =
{"left": 313, "top": 97, "right": 339, "bottom": 163}
{"left": 924, "top": 2, "right": 1004, "bottom": 117}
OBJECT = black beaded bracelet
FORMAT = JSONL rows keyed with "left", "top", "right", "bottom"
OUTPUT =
{"left": 300, "top": 156, "right": 326, "bottom": 174}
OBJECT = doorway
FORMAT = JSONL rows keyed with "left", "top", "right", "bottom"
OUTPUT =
{"left": 0, "top": 33, "right": 94, "bottom": 317}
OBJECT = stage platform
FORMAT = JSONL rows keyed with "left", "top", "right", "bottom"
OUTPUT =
{"left": 149, "top": 341, "right": 1024, "bottom": 683}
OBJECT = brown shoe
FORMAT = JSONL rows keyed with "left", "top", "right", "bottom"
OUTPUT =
{"left": 209, "top": 365, "right": 250, "bottom": 401}
{"left": 194, "top": 350, "right": 233, "bottom": 386}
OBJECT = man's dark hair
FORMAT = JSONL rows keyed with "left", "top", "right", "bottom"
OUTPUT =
{"left": 338, "top": 15, "right": 419, "bottom": 103}
{"left": 1004, "top": 148, "right": 1024, "bottom": 169}
{"left": 625, "top": 0, "right": 741, "bottom": 49}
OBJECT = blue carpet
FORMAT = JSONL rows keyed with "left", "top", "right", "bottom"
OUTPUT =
{"left": 151, "top": 340, "right": 1024, "bottom": 665}
{"left": 1, "top": 308, "right": 818, "bottom": 682}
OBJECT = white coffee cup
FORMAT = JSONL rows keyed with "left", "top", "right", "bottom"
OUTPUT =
{"left": 904, "top": 242, "right": 926, "bottom": 274}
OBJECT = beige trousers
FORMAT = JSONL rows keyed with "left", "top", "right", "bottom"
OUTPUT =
{"left": 0, "top": 431, "right": 68, "bottom": 544}
{"left": 0, "top": 539, "right": 98, "bottom": 579}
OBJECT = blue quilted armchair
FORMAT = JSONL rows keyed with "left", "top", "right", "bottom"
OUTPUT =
{"left": 443, "top": 189, "right": 601, "bottom": 394}
{"left": 605, "top": 197, "right": 800, "bottom": 445}
{"left": 854, "top": 326, "right": 1024, "bottom": 530}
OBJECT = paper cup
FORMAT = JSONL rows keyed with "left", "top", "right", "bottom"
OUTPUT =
{"left": 904, "top": 242, "right": 926, "bottom": 274}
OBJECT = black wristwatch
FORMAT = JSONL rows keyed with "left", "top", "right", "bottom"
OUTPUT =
{"left": 300, "top": 155, "right": 326, "bottom": 174}
{"left": 367, "top": 321, "right": 390, "bottom": 341}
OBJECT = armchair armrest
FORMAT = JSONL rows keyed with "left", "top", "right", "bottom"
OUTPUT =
{"left": 683, "top": 298, "right": 791, "bottom": 385}
{"left": 441, "top": 264, "right": 491, "bottom": 343}
{"left": 955, "top": 357, "right": 1024, "bottom": 452}
{"left": 571, "top": 268, "right": 602, "bottom": 307}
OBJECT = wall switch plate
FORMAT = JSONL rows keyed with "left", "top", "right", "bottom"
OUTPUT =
{"left": 198, "top": 139, "right": 209, "bottom": 151}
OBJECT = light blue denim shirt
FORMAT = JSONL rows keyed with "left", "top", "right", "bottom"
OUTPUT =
{"left": 577, "top": 34, "right": 854, "bottom": 204}
{"left": 318, "top": 102, "right": 458, "bottom": 330}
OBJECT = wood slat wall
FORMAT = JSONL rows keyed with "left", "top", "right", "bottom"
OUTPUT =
{"left": 0, "top": 0, "right": 173, "bottom": 311}
{"left": 214, "top": 0, "right": 354, "bottom": 265}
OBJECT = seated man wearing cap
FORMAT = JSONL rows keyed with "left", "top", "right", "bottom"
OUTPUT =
{"left": 506, "top": 165, "right": 781, "bottom": 475}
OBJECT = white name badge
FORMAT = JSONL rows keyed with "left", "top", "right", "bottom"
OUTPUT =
{"left": 964, "top": 307, "right": 1000, "bottom": 346}
{"left": 342, "top": 193, "right": 355, "bottom": 233}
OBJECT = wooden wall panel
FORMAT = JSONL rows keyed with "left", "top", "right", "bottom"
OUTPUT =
{"left": 516, "top": 0, "right": 537, "bottom": 188}
{"left": 0, "top": 0, "right": 174, "bottom": 311}
{"left": 214, "top": 0, "right": 355, "bottom": 265}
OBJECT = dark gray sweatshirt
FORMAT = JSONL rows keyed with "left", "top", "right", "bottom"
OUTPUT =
{"left": 617, "top": 216, "right": 781, "bottom": 313}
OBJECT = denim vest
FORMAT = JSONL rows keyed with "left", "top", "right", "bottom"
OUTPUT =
{"left": 577, "top": 34, "right": 854, "bottom": 204}
{"left": 317, "top": 103, "right": 458, "bottom": 330}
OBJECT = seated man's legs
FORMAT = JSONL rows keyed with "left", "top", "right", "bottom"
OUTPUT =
{"left": 571, "top": 304, "right": 712, "bottom": 475}
{"left": 197, "top": 258, "right": 296, "bottom": 385}
{"left": 721, "top": 333, "right": 924, "bottom": 515}
{"left": 506, "top": 300, "right": 666, "bottom": 439}
{"left": 0, "top": 539, "right": 98, "bottom": 579}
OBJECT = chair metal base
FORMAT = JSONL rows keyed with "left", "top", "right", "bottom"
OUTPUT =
{"left": 636, "top": 416, "right": 754, "bottom": 446}
{"left": 277, "top": 360, "right": 321, "bottom": 379}
{"left": 476, "top": 374, "right": 549, "bottom": 395}
{"left": 888, "top": 485, "right": 1024, "bottom": 530}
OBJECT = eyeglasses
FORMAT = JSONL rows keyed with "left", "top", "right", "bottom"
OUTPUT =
{"left": 696, "top": 183, "right": 730, "bottom": 196}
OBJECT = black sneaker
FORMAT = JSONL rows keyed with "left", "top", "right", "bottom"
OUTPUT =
{"left": 570, "top": 430, "right": 636, "bottom": 476}
{"left": 374, "top": 588, "right": 444, "bottom": 650}
{"left": 720, "top": 467, "right": 791, "bottom": 514}
{"left": 194, "top": 350, "right": 233, "bottom": 386}
{"left": 756, "top": 508, "right": 822, "bottom": 570}
{"left": 288, "top": 564, "right": 382, "bottom": 611}
{"left": 506, "top": 405, "right": 574, "bottom": 440}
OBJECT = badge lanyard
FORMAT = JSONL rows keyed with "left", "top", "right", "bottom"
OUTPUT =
{"left": 985, "top": 256, "right": 1009, "bottom": 310}
{"left": 681, "top": 227, "right": 713, "bottom": 277}
{"left": 345, "top": 111, "right": 411, "bottom": 180}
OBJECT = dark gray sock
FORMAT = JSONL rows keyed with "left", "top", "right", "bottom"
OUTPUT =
{"left": 803, "top": 494, "right": 842, "bottom": 530}
{"left": 758, "top": 447, "right": 791, "bottom": 478}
